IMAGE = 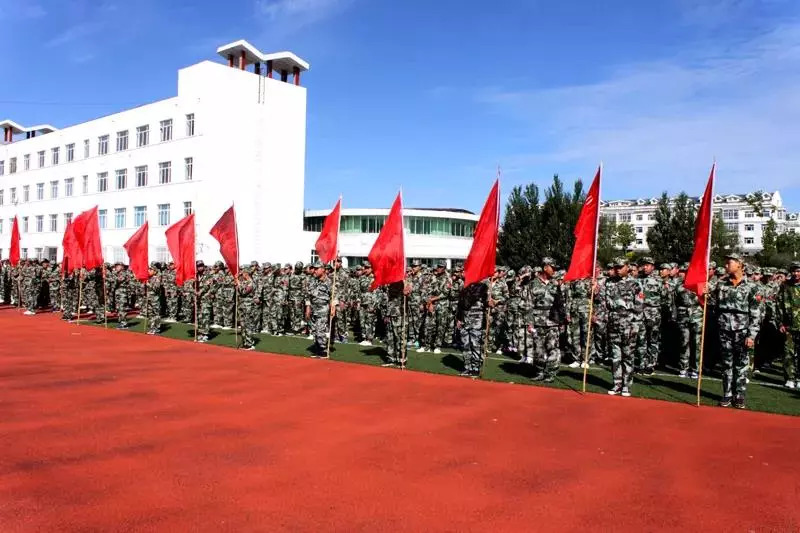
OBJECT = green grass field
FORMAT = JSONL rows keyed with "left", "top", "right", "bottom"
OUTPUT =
{"left": 89, "top": 318, "right": 800, "bottom": 417}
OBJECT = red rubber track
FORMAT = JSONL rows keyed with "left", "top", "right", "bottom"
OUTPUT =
{"left": 1, "top": 310, "right": 799, "bottom": 532}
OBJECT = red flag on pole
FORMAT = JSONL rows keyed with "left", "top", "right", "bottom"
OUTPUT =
{"left": 209, "top": 206, "right": 239, "bottom": 277}
{"left": 564, "top": 166, "right": 602, "bottom": 281}
{"left": 124, "top": 222, "right": 150, "bottom": 282}
{"left": 61, "top": 220, "right": 83, "bottom": 275}
{"left": 72, "top": 206, "right": 104, "bottom": 270}
{"left": 315, "top": 197, "right": 341, "bottom": 264}
{"left": 166, "top": 213, "right": 196, "bottom": 286}
{"left": 368, "top": 192, "right": 405, "bottom": 290}
{"left": 684, "top": 163, "right": 716, "bottom": 298}
{"left": 463, "top": 179, "right": 500, "bottom": 286}
{"left": 9, "top": 216, "right": 20, "bottom": 267}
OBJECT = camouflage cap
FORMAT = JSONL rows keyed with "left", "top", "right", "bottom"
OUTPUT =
{"left": 708, "top": 261, "right": 717, "bottom": 269}
{"left": 436, "top": 261, "right": 447, "bottom": 268}
{"left": 214, "top": 261, "right": 224, "bottom": 268}
{"left": 295, "top": 261, "right": 304, "bottom": 269}
{"left": 497, "top": 265, "right": 509, "bottom": 272}
{"left": 658, "top": 263, "right": 671, "bottom": 270}
{"left": 196, "top": 260, "right": 205, "bottom": 267}
{"left": 311, "top": 261, "right": 323, "bottom": 269}
{"left": 639, "top": 256, "right": 655, "bottom": 266}
{"left": 355, "top": 264, "right": 364, "bottom": 270}
{"left": 606, "top": 262, "right": 614, "bottom": 269}
{"left": 363, "top": 261, "right": 372, "bottom": 268}
{"left": 790, "top": 262, "right": 800, "bottom": 272}
{"left": 262, "top": 262, "right": 272, "bottom": 268}
{"left": 612, "top": 257, "right": 628, "bottom": 267}
{"left": 519, "top": 265, "right": 532, "bottom": 275}
{"left": 411, "top": 259, "right": 421, "bottom": 267}
{"left": 533, "top": 266, "right": 542, "bottom": 274}
{"left": 715, "top": 266, "right": 725, "bottom": 276}
{"left": 506, "top": 269, "right": 516, "bottom": 278}
{"left": 679, "top": 262, "right": 689, "bottom": 271}
{"left": 724, "top": 252, "right": 743, "bottom": 262}
{"left": 541, "top": 257, "right": 556, "bottom": 267}
{"left": 250, "top": 260, "right": 259, "bottom": 267}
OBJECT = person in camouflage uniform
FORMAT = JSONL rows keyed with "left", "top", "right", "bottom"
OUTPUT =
{"left": 180, "top": 278, "right": 196, "bottom": 324}
{"left": 488, "top": 266, "right": 509, "bottom": 354}
{"left": 237, "top": 268, "right": 259, "bottom": 350}
{"left": 566, "top": 275, "right": 592, "bottom": 367}
{"left": 286, "top": 261, "right": 306, "bottom": 334}
{"left": 332, "top": 259, "right": 351, "bottom": 342}
{"left": 22, "top": 259, "right": 43, "bottom": 315}
{"left": 524, "top": 258, "right": 567, "bottom": 382}
{"left": 603, "top": 257, "right": 643, "bottom": 397}
{"left": 591, "top": 264, "right": 609, "bottom": 365}
{"left": 777, "top": 262, "right": 800, "bottom": 389}
{"left": 268, "top": 264, "right": 290, "bottom": 335}
{"left": 305, "top": 262, "right": 333, "bottom": 356}
{"left": 110, "top": 263, "right": 131, "bottom": 329}
{"left": 447, "top": 267, "right": 464, "bottom": 348}
{"left": 505, "top": 269, "right": 520, "bottom": 355}
{"left": 162, "top": 263, "right": 179, "bottom": 322}
{"left": 672, "top": 263, "right": 704, "bottom": 378}
{"left": 45, "top": 262, "right": 60, "bottom": 311}
{"left": 219, "top": 265, "right": 236, "bottom": 329}
{"left": 406, "top": 261, "right": 424, "bottom": 347}
{"left": 458, "top": 279, "right": 489, "bottom": 377}
{"left": 635, "top": 257, "right": 668, "bottom": 375}
{"left": 708, "top": 253, "right": 761, "bottom": 409}
{"left": 382, "top": 280, "right": 408, "bottom": 366}
{"left": 418, "top": 262, "right": 450, "bottom": 354}
{"left": 145, "top": 263, "right": 162, "bottom": 335}
{"left": 755, "top": 267, "right": 781, "bottom": 371}
{"left": 257, "top": 263, "right": 273, "bottom": 333}
{"left": 61, "top": 269, "right": 78, "bottom": 321}
{"left": 196, "top": 261, "right": 215, "bottom": 342}
{"left": 357, "top": 262, "right": 377, "bottom": 345}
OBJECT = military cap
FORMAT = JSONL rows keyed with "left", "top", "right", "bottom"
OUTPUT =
{"left": 196, "top": 260, "right": 205, "bottom": 267}
{"left": 715, "top": 266, "right": 725, "bottom": 276}
{"left": 752, "top": 266, "right": 762, "bottom": 275}
{"left": 213, "top": 261, "right": 223, "bottom": 268}
{"left": 658, "top": 263, "right": 671, "bottom": 270}
{"left": 519, "top": 265, "right": 532, "bottom": 275}
{"left": 612, "top": 257, "right": 628, "bottom": 267}
{"left": 679, "top": 262, "right": 689, "bottom": 271}
{"left": 295, "top": 261, "right": 304, "bottom": 269}
{"left": 411, "top": 259, "right": 421, "bottom": 267}
{"left": 311, "top": 261, "right": 323, "bottom": 269}
{"left": 363, "top": 261, "right": 372, "bottom": 268}
{"left": 149, "top": 261, "right": 159, "bottom": 269}
{"left": 284, "top": 262, "right": 292, "bottom": 269}
{"left": 790, "top": 262, "right": 800, "bottom": 272}
{"left": 355, "top": 264, "right": 363, "bottom": 270}
{"left": 454, "top": 265, "right": 463, "bottom": 272}
{"left": 262, "top": 262, "right": 271, "bottom": 268}
{"left": 250, "top": 260, "right": 259, "bottom": 267}
{"left": 533, "top": 266, "right": 542, "bottom": 274}
{"left": 639, "top": 256, "right": 655, "bottom": 266}
{"left": 42, "top": 258, "right": 50, "bottom": 264}
{"left": 436, "top": 261, "right": 447, "bottom": 268}
{"left": 507, "top": 269, "right": 516, "bottom": 278}
{"left": 724, "top": 252, "right": 743, "bottom": 262}
{"left": 541, "top": 257, "right": 556, "bottom": 267}
{"left": 708, "top": 261, "right": 717, "bottom": 269}
{"left": 496, "top": 265, "right": 508, "bottom": 272}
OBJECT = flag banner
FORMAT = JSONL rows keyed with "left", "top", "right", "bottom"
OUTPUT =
{"left": 124, "top": 222, "right": 150, "bottom": 282}
{"left": 315, "top": 198, "right": 341, "bottom": 264}
{"left": 463, "top": 180, "right": 500, "bottom": 286}
{"left": 368, "top": 192, "right": 405, "bottom": 290}
{"left": 72, "top": 206, "right": 104, "bottom": 270}
{"left": 61, "top": 221, "right": 83, "bottom": 275}
{"left": 564, "top": 167, "right": 601, "bottom": 281}
{"left": 684, "top": 163, "right": 716, "bottom": 298}
{"left": 9, "top": 216, "right": 20, "bottom": 267}
{"left": 166, "top": 213, "right": 196, "bottom": 286}
{"left": 210, "top": 206, "right": 239, "bottom": 277}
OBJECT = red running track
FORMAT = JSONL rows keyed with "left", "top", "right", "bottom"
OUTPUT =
{"left": 1, "top": 310, "right": 799, "bottom": 532}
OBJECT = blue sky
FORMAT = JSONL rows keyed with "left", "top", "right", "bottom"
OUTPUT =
{"left": 2, "top": 0, "right": 800, "bottom": 213}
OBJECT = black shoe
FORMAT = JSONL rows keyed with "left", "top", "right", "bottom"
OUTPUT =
{"left": 719, "top": 397, "right": 732, "bottom": 407}
{"left": 116, "top": 324, "right": 128, "bottom": 330}
{"left": 642, "top": 368, "right": 655, "bottom": 376}
{"left": 734, "top": 398, "right": 746, "bottom": 410}
{"left": 460, "top": 371, "right": 476, "bottom": 377}
{"left": 543, "top": 376, "right": 555, "bottom": 383}
{"left": 531, "top": 373, "right": 546, "bottom": 381}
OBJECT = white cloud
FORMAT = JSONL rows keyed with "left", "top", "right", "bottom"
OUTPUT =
{"left": 477, "top": 20, "right": 800, "bottom": 198}
{"left": 254, "top": 0, "right": 352, "bottom": 31}
{"left": 0, "top": 1, "right": 47, "bottom": 20}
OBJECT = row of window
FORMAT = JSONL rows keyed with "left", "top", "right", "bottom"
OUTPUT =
{"left": 303, "top": 215, "right": 477, "bottom": 237}
{"left": 0, "top": 202, "right": 192, "bottom": 236}
{"left": 0, "top": 115, "right": 195, "bottom": 176}
{"left": 0, "top": 245, "right": 175, "bottom": 264}
{"left": 0, "top": 158, "right": 192, "bottom": 205}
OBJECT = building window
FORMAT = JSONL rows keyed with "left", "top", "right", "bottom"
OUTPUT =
{"left": 98, "top": 209, "right": 107, "bottom": 229}
{"left": 160, "top": 119, "right": 173, "bottom": 142}
{"left": 134, "top": 206, "right": 147, "bottom": 227}
{"left": 23, "top": 185, "right": 29, "bottom": 203}
{"left": 722, "top": 209, "right": 738, "bottom": 220}
{"left": 156, "top": 246, "right": 169, "bottom": 263}
{"left": 36, "top": 216, "right": 43, "bottom": 233}
{"left": 22, "top": 216, "right": 28, "bottom": 233}
{"left": 185, "top": 157, "right": 193, "bottom": 180}
{"left": 21, "top": 248, "right": 28, "bottom": 259}
{"left": 136, "top": 125, "right": 149, "bottom": 147}
{"left": 9, "top": 157, "right": 16, "bottom": 174}
{"left": 112, "top": 247, "right": 125, "bottom": 264}
{"left": 82, "top": 175, "right": 89, "bottom": 194}
{"left": 98, "top": 135, "right": 109, "bottom": 155}
{"left": 11, "top": 187, "right": 17, "bottom": 203}
{"left": 183, "top": 201, "right": 193, "bottom": 216}
{"left": 744, "top": 224, "right": 754, "bottom": 232}
{"left": 636, "top": 214, "right": 643, "bottom": 221}
{"left": 116, "top": 130, "right": 128, "bottom": 151}
{"left": 744, "top": 237, "right": 755, "bottom": 245}
{"left": 65, "top": 178, "right": 74, "bottom": 197}
{"left": 64, "top": 212, "right": 73, "bottom": 225}
{"left": 186, "top": 113, "right": 195, "bottom": 136}
{"left": 114, "top": 208, "right": 126, "bottom": 229}
{"left": 636, "top": 226, "right": 643, "bottom": 233}
{"left": 116, "top": 169, "right": 127, "bottom": 190}
{"left": 0, "top": 190, "right": 3, "bottom": 205}
{"left": 97, "top": 172, "right": 108, "bottom": 192}
{"left": 0, "top": 160, "right": 4, "bottom": 175}
{"left": 725, "top": 223, "right": 737, "bottom": 232}
{"left": 66, "top": 143, "right": 75, "bottom": 162}
{"left": 763, "top": 209, "right": 772, "bottom": 218}
{"left": 23, "top": 154, "right": 30, "bottom": 170}
{"left": 35, "top": 248, "right": 43, "bottom": 260}
{"left": 619, "top": 213, "right": 632, "bottom": 223}
{"left": 49, "top": 214, "right": 57, "bottom": 232}
{"left": 158, "top": 203, "right": 170, "bottom": 226}
{"left": 303, "top": 217, "right": 323, "bottom": 232}
{"left": 36, "top": 183, "right": 44, "bottom": 200}
{"left": 84, "top": 139, "right": 90, "bottom": 158}
{"left": 52, "top": 147, "right": 60, "bottom": 165}
{"left": 636, "top": 239, "right": 643, "bottom": 246}
{"left": 159, "top": 162, "right": 171, "bottom": 184}
{"left": 135, "top": 165, "right": 148, "bottom": 187}
{"left": 0, "top": 219, "right": 3, "bottom": 233}
{"left": 50, "top": 180, "right": 58, "bottom": 199}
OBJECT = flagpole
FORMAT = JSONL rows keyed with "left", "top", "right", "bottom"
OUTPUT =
{"left": 479, "top": 279, "right": 494, "bottom": 378}
{"left": 326, "top": 266, "right": 337, "bottom": 359}
{"left": 143, "top": 282, "right": 148, "bottom": 333}
{"left": 233, "top": 203, "right": 240, "bottom": 349}
{"left": 401, "top": 292, "right": 408, "bottom": 369}
{"left": 582, "top": 163, "right": 602, "bottom": 393}
{"left": 77, "top": 270, "right": 83, "bottom": 326}
{"left": 101, "top": 267, "right": 108, "bottom": 328}
{"left": 695, "top": 162, "right": 715, "bottom": 407}
{"left": 194, "top": 283, "right": 199, "bottom": 342}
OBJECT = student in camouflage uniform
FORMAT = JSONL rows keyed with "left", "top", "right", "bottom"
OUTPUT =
{"left": 219, "top": 266, "right": 236, "bottom": 329}
{"left": 777, "top": 262, "right": 800, "bottom": 389}
{"left": 382, "top": 280, "right": 407, "bottom": 366}
{"left": 61, "top": 269, "right": 78, "bottom": 321}
{"left": 525, "top": 258, "right": 567, "bottom": 382}
{"left": 505, "top": 269, "right": 520, "bottom": 355}
{"left": 237, "top": 269, "right": 259, "bottom": 350}
{"left": 23, "top": 260, "right": 44, "bottom": 315}
{"left": 458, "top": 280, "right": 489, "bottom": 377}
{"left": 196, "top": 262, "right": 215, "bottom": 342}
{"left": 46, "top": 262, "right": 60, "bottom": 311}
{"left": 419, "top": 262, "right": 450, "bottom": 354}
{"left": 111, "top": 263, "right": 130, "bottom": 329}
{"left": 286, "top": 261, "right": 305, "bottom": 334}
{"left": 488, "top": 267, "right": 509, "bottom": 354}
{"left": 709, "top": 253, "right": 761, "bottom": 409}
{"left": 672, "top": 263, "right": 703, "bottom": 378}
{"left": 269, "top": 264, "right": 290, "bottom": 335}
{"left": 145, "top": 263, "right": 162, "bottom": 335}
{"left": 447, "top": 267, "right": 464, "bottom": 348}
{"left": 406, "top": 261, "right": 424, "bottom": 347}
{"left": 590, "top": 264, "right": 609, "bottom": 365}
{"left": 332, "top": 259, "right": 351, "bottom": 342}
{"left": 566, "top": 276, "right": 591, "bottom": 367}
{"left": 162, "top": 263, "right": 179, "bottom": 322}
{"left": 305, "top": 262, "right": 333, "bottom": 356}
{"left": 180, "top": 278, "right": 196, "bottom": 324}
{"left": 357, "top": 262, "right": 376, "bottom": 345}
{"left": 635, "top": 257, "right": 668, "bottom": 375}
{"left": 603, "top": 257, "right": 643, "bottom": 397}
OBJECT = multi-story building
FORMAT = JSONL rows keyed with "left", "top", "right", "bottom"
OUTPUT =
{"left": 0, "top": 40, "right": 309, "bottom": 264}
{"left": 600, "top": 191, "right": 790, "bottom": 255}
{"left": 302, "top": 208, "right": 479, "bottom": 268}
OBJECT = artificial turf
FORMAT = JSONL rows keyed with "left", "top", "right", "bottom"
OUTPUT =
{"left": 85, "top": 317, "right": 800, "bottom": 417}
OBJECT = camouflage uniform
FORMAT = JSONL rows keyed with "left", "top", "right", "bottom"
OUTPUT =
{"left": 180, "top": 279, "right": 196, "bottom": 323}
{"left": 287, "top": 263, "right": 306, "bottom": 334}
{"left": 709, "top": 262, "right": 761, "bottom": 405}
{"left": 259, "top": 265, "right": 274, "bottom": 333}
{"left": 197, "top": 267, "right": 215, "bottom": 341}
{"left": 333, "top": 266, "right": 351, "bottom": 342}
{"left": 358, "top": 270, "right": 377, "bottom": 343}
{"left": 636, "top": 263, "right": 667, "bottom": 373}
{"left": 47, "top": 265, "right": 61, "bottom": 310}
{"left": 111, "top": 267, "right": 130, "bottom": 328}
{"left": 61, "top": 271, "right": 78, "bottom": 320}
{"left": 603, "top": 263, "right": 643, "bottom": 393}
{"left": 162, "top": 266, "right": 179, "bottom": 321}
{"left": 421, "top": 266, "right": 450, "bottom": 351}
{"left": 383, "top": 281, "right": 406, "bottom": 365}
{"left": 238, "top": 273, "right": 259, "bottom": 349}
{"left": 525, "top": 271, "right": 567, "bottom": 380}
{"left": 448, "top": 271, "right": 464, "bottom": 348}
{"left": 145, "top": 268, "right": 162, "bottom": 334}
{"left": 219, "top": 269, "right": 236, "bottom": 329}
{"left": 458, "top": 281, "right": 488, "bottom": 376}
{"left": 24, "top": 262, "right": 44, "bottom": 313}
{"left": 566, "top": 278, "right": 591, "bottom": 365}
{"left": 506, "top": 271, "right": 521, "bottom": 354}
{"left": 306, "top": 268, "right": 332, "bottom": 353}
{"left": 673, "top": 275, "right": 703, "bottom": 376}
{"left": 407, "top": 267, "right": 424, "bottom": 345}
{"left": 489, "top": 270, "right": 509, "bottom": 352}
{"left": 270, "top": 267, "right": 290, "bottom": 335}
{"left": 777, "top": 267, "right": 800, "bottom": 386}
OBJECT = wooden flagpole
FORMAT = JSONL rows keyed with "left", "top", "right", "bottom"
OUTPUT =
{"left": 695, "top": 161, "right": 715, "bottom": 407}
{"left": 479, "top": 280, "right": 494, "bottom": 378}
{"left": 233, "top": 203, "right": 240, "bottom": 349}
{"left": 581, "top": 163, "right": 602, "bottom": 393}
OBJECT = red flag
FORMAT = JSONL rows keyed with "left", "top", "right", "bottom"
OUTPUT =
{"left": 684, "top": 163, "right": 715, "bottom": 298}
{"left": 72, "top": 206, "right": 104, "bottom": 270}
{"left": 315, "top": 197, "right": 341, "bottom": 264}
{"left": 564, "top": 166, "right": 602, "bottom": 281}
{"left": 9, "top": 216, "right": 20, "bottom": 267}
{"left": 124, "top": 222, "right": 150, "bottom": 282}
{"left": 209, "top": 206, "right": 239, "bottom": 277}
{"left": 368, "top": 192, "right": 405, "bottom": 290}
{"left": 464, "top": 180, "right": 500, "bottom": 286}
{"left": 166, "top": 213, "right": 196, "bottom": 286}
{"left": 61, "top": 220, "right": 83, "bottom": 275}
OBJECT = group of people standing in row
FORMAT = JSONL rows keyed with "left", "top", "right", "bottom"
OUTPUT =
{"left": 3, "top": 252, "right": 799, "bottom": 409}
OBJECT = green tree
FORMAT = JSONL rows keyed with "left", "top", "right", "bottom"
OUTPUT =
{"left": 597, "top": 216, "right": 618, "bottom": 266}
{"left": 777, "top": 231, "right": 800, "bottom": 259}
{"left": 670, "top": 193, "right": 697, "bottom": 262}
{"left": 645, "top": 193, "right": 673, "bottom": 263}
{"left": 710, "top": 214, "right": 740, "bottom": 264}
{"left": 497, "top": 183, "right": 540, "bottom": 268}
{"left": 615, "top": 223, "right": 636, "bottom": 253}
{"left": 538, "top": 175, "right": 585, "bottom": 266}
{"left": 758, "top": 219, "right": 778, "bottom": 265}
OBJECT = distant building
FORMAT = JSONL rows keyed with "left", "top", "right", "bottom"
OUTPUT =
{"left": 600, "top": 191, "right": 793, "bottom": 255}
